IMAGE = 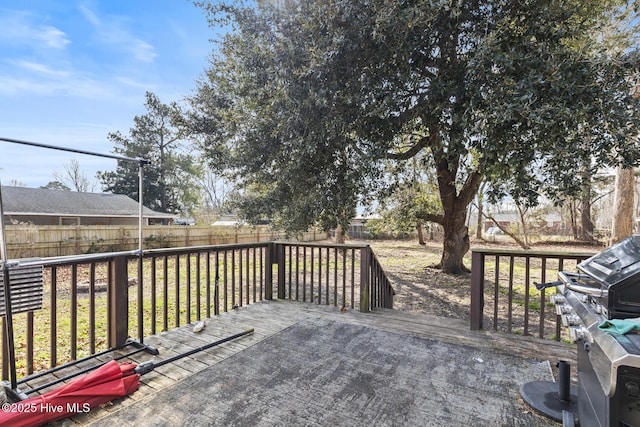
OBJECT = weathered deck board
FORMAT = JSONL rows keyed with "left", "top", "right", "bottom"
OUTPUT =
{"left": 33, "top": 300, "right": 573, "bottom": 426}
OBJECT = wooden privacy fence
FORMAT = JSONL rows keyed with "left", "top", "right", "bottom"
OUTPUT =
{"left": 4, "top": 224, "right": 326, "bottom": 258}
{"left": 470, "top": 248, "right": 594, "bottom": 341}
{"left": 1, "top": 241, "right": 393, "bottom": 381}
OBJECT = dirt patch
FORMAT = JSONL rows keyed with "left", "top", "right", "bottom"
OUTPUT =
{"left": 366, "top": 239, "right": 471, "bottom": 318}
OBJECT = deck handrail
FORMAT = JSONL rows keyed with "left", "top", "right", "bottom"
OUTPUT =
{"left": 470, "top": 247, "right": 594, "bottom": 340}
{"left": 269, "top": 242, "right": 394, "bottom": 312}
{"left": 1, "top": 240, "right": 394, "bottom": 383}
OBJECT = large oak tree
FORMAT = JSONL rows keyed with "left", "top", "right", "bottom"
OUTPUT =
{"left": 191, "top": 0, "right": 640, "bottom": 273}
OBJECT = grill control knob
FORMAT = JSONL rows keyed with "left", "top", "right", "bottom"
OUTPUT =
{"left": 556, "top": 304, "right": 573, "bottom": 315}
{"left": 562, "top": 314, "right": 582, "bottom": 327}
{"left": 569, "top": 327, "right": 591, "bottom": 342}
{"left": 551, "top": 295, "right": 566, "bottom": 305}
{"left": 625, "top": 381, "right": 640, "bottom": 397}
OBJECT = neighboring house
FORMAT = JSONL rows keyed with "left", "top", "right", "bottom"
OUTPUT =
{"left": 348, "top": 214, "right": 382, "bottom": 239}
{"left": 482, "top": 213, "right": 519, "bottom": 232}
{"left": 211, "top": 214, "right": 246, "bottom": 227}
{"left": 1, "top": 186, "right": 173, "bottom": 226}
{"left": 210, "top": 214, "right": 270, "bottom": 227}
{"left": 482, "top": 212, "right": 564, "bottom": 234}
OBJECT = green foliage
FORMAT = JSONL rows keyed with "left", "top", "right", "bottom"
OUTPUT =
{"left": 190, "top": 1, "right": 388, "bottom": 233}
{"left": 41, "top": 181, "right": 70, "bottom": 191}
{"left": 191, "top": 0, "right": 640, "bottom": 271}
{"left": 98, "top": 92, "right": 203, "bottom": 214}
{"left": 375, "top": 156, "right": 442, "bottom": 236}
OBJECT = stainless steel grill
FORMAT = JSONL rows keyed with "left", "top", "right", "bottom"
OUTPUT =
{"left": 531, "top": 236, "right": 640, "bottom": 427}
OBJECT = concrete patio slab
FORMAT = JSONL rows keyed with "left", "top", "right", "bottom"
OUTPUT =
{"left": 88, "top": 315, "right": 557, "bottom": 426}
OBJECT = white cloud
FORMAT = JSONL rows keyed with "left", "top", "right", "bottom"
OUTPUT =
{"left": 0, "top": 11, "right": 70, "bottom": 50}
{"left": 130, "top": 40, "right": 157, "bottom": 62}
{"left": 0, "top": 58, "right": 111, "bottom": 98}
{"left": 12, "top": 60, "right": 71, "bottom": 78}
{"left": 0, "top": 72, "right": 119, "bottom": 99}
{"left": 78, "top": 3, "right": 158, "bottom": 63}
{"left": 38, "top": 26, "right": 71, "bottom": 49}
{"left": 0, "top": 4, "right": 160, "bottom": 100}
{"left": 114, "top": 76, "right": 158, "bottom": 91}
{"left": 78, "top": 4, "right": 100, "bottom": 27}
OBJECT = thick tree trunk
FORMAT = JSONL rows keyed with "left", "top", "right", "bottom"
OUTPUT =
{"left": 432, "top": 155, "right": 482, "bottom": 274}
{"left": 611, "top": 166, "right": 635, "bottom": 244}
{"left": 440, "top": 213, "right": 471, "bottom": 274}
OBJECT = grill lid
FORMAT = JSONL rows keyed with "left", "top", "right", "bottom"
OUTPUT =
{"left": 577, "top": 235, "right": 640, "bottom": 287}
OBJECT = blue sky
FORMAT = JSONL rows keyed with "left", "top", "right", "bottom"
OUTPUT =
{"left": 0, "top": 0, "right": 215, "bottom": 188}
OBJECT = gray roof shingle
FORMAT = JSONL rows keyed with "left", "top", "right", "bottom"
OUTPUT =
{"left": 0, "top": 186, "right": 172, "bottom": 218}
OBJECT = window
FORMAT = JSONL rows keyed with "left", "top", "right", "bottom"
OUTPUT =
{"left": 60, "top": 217, "right": 80, "bottom": 226}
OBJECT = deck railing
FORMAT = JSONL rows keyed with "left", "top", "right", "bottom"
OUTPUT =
{"left": 273, "top": 242, "right": 394, "bottom": 311}
{"left": 1, "top": 241, "right": 393, "bottom": 382}
{"left": 469, "top": 248, "right": 594, "bottom": 340}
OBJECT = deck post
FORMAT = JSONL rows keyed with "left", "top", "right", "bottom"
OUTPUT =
{"left": 108, "top": 255, "right": 129, "bottom": 347}
{"left": 265, "top": 242, "right": 274, "bottom": 300}
{"left": 470, "top": 250, "right": 484, "bottom": 330}
{"left": 276, "top": 243, "right": 286, "bottom": 299}
{"left": 385, "top": 277, "right": 394, "bottom": 309}
{"left": 359, "top": 246, "right": 371, "bottom": 313}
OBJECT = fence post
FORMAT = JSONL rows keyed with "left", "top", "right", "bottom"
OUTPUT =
{"left": 108, "top": 255, "right": 129, "bottom": 347}
{"left": 74, "top": 226, "right": 81, "bottom": 253}
{"left": 470, "top": 250, "right": 484, "bottom": 330}
{"left": 359, "top": 246, "right": 371, "bottom": 313}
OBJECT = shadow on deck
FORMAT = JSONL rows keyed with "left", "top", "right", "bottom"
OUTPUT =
{"left": 43, "top": 301, "right": 570, "bottom": 426}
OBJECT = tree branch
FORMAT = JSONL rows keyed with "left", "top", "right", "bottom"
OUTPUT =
{"left": 458, "top": 170, "right": 483, "bottom": 206}
{"left": 416, "top": 212, "right": 445, "bottom": 225}
{"left": 484, "top": 214, "right": 531, "bottom": 249}
{"left": 385, "top": 135, "right": 429, "bottom": 160}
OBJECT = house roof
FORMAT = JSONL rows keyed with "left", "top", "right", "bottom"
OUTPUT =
{"left": 484, "top": 213, "right": 520, "bottom": 222}
{"left": 484, "top": 212, "right": 562, "bottom": 223}
{"left": 0, "top": 186, "right": 173, "bottom": 218}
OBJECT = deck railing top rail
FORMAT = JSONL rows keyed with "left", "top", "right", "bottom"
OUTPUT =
{"left": 273, "top": 241, "right": 370, "bottom": 249}
{"left": 471, "top": 247, "right": 597, "bottom": 258}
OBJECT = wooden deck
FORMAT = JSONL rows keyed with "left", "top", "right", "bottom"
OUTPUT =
{"left": 33, "top": 300, "right": 575, "bottom": 426}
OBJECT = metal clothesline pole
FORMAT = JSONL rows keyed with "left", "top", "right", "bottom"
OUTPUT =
{"left": 0, "top": 137, "right": 142, "bottom": 163}
{"left": 137, "top": 160, "right": 145, "bottom": 343}
{"left": 139, "top": 162, "right": 144, "bottom": 255}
